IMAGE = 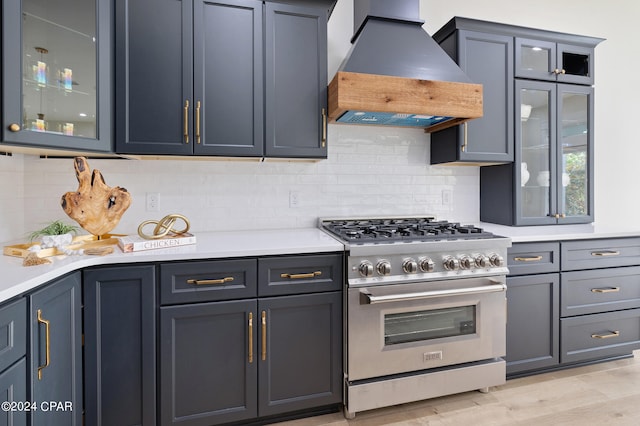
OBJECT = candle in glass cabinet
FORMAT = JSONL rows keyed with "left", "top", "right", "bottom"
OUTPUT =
{"left": 64, "top": 68, "right": 73, "bottom": 92}
{"left": 63, "top": 123, "right": 74, "bottom": 136}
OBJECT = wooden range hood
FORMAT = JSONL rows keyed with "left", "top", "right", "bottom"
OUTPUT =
{"left": 327, "top": 0, "right": 483, "bottom": 133}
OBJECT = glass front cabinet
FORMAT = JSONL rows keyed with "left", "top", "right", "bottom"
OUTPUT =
{"left": 515, "top": 81, "right": 593, "bottom": 225}
{"left": 2, "top": 0, "right": 112, "bottom": 153}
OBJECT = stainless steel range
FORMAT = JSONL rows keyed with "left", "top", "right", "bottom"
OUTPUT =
{"left": 319, "top": 216, "right": 511, "bottom": 419}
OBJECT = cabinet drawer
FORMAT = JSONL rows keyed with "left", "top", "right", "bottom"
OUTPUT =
{"left": 561, "top": 266, "right": 640, "bottom": 317}
{"left": 507, "top": 242, "right": 560, "bottom": 276}
{"left": 161, "top": 259, "right": 257, "bottom": 304}
{"left": 0, "top": 298, "right": 26, "bottom": 372}
{"left": 258, "top": 253, "right": 343, "bottom": 296}
{"left": 560, "top": 308, "right": 640, "bottom": 364}
{"left": 561, "top": 238, "right": 640, "bottom": 271}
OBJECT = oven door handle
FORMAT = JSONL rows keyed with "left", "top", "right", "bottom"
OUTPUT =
{"left": 360, "top": 282, "right": 507, "bottom": 305}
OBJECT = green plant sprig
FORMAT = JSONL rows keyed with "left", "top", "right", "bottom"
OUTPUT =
{"left": 28, "top": 220, "right": 80, "bottom": 241}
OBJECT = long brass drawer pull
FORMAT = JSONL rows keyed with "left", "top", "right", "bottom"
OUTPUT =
{"left": 183, "top": 100, "right": 190, "bottom": 144}
{"left": 261, "top": 311, "right": 267, "bottom": 361}
{"left": 591, "top": 250, "right": 621, "bottom": 257}
{"left": 280, "top": 271, "right": 322, "bottom": 280}
{"left": 321, "top": 108, "right": 327, "bottom": 147}
{"left": 514, "top": 255, "right": 543, "bottom": 262}
{"left": 37, "top": 309, "right": 50, "bottom": 380}
{"left": 461, "top": 122, "right": 468, "bottom": 152}
{"left": 186, "top": 277, "right": 234, "bottom": 285}
{"left": 248, "top": 312, "right": 253, "bottom": 363}
{"left": 591, "top": 287, "right": 621, "bottom": 293}
{"left": 591, "top": 330, "right": 620, "bottom": 339}
{"left": 195, "top": 101, "right": 201, "bottom": 144}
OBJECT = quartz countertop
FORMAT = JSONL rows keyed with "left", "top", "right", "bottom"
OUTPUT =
{"left": 478, "top": 222, "right": 640, "bottom": 243}
{"left": 0, "top": 228, "right": 344, "bottom": 304}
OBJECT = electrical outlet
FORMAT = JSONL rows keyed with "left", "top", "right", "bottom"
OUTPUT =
{"left": 146, "top": 192, "right": 160, "bottom": 212}
{"left": 441, "top": 189, "right": 452, "bottom": 207}
{"left": 289, "top": 191, "right": 300, "bottom": 208}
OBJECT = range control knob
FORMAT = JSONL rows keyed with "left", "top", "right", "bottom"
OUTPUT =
{"left": 458, "top": 255, "right": 472, "bottom": 269}
{"left": 358, "top": 261, "right": 374, "bottom": 277}
{"left": 475, "top": 255, "right": 490, "bottom": 268}
{"left": 489, "top": 254, "right": 505, "bottom": 267}
{"left": 403, "top": 258, "right": 418, "bottom": 274}
{"left": 419, "top": 257, "right": 435, "bottom": 272}
{"left": 443, "top": 256, "right": 459, "bottom": 271}
{"left": 377, "top": 260, "right": 392, "bottom": 276}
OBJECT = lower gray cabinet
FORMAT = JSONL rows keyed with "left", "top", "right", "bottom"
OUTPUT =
{"left": 29, "top": 272, "right": 82, "bottom": 426}
{"left": 0, "top": 298, "right": 27, "bottom": 426}
{"left": 83, "top": 265, "right": 157, "bottom": 426}
{"left": 160, "top": 289, "right": 342, "bottom": 425}
{"left": 258, "top": 292, "right": 342, "bottom": 417}
{"left": 160, "top": 299, "right": 258, "bottom": 426}
{"left": 506, "top": 274, "right": 559, "bottom": 375}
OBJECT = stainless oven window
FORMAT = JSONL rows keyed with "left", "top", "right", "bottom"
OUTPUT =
{"left": 384, "top": 305, "right": 476, "bottom": 345}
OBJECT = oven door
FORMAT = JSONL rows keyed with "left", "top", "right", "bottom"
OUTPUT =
{"left": 347, "top": 276, "right": 506, "bottom": 381}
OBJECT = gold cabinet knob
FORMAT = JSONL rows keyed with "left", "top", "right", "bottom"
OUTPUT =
{"left": 8, "top": 123, "right": 21, "bottom": 132}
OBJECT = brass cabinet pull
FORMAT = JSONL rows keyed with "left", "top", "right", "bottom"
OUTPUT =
{"left": 183, "top": 100, "right": 190, "bottom": 144}
{"left": 186, "top": 277, "right": 234, "bottom": 285}
{"left": 591, "top": 250, "right": 621, "bottom": 257}
{"left": 321, "top": 108, "right": 327, "bottom": 147}
{"left": 591, "top": 330, "right": 620, "bottom": 339}
{"left": 8, "top": 123, "right": 20, "bottom": 132}
{"left": 514, "top": 255, "right": 543, "bottom": 262}
{"left": 37, "top": 309, "right": 50, "bottom": 380}
{"left": 280, "top": 271, "right": 322, "bottom": 280}
{"left": 248, "top": 312, "right": 253, "bottom": 363}
{"left": 195, "top": 101, "right": 201, "bottom": 144}
{"left": 461, "top": 122, "right": 468, "bottom": 152}
{"left": 261, "top": 311, "right": 267, "bottom": 361}
{"left": 591, "top": 287, "right": 621, "bottom": 293}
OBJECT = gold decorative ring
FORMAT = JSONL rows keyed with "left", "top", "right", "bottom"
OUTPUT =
{"left": 137, "top": 214, "right": 190, "bottom": 240}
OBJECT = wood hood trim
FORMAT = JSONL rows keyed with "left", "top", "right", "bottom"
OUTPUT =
{"left": 327, "top": 71, "right": 483, "bottom": 133}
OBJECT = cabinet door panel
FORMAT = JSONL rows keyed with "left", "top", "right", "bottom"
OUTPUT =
{"left": 115, "top": 0, "right": 193, "bottom": 154}
{"left": 258, "top": 292, "right": 342, "bottom": 416}
{"left": 506, "top": 274, "right": 559, "bottom": 375}
{"left": 0, "top": 358, "right": 27, "bottom": 426}
{"left": 160, "top": 300, "right": 258, "bottom": 426}
{"left": 0, "top": 299, "right": 26, "bottom": 373}
{"left": 83, "top": 266, "right": 156, "bottom": 426}
{"left": 265, "top": 2, "right": 328, "bottom": 158}
{"left": 194, "top": 0, "right": 263, "bottom": 156}
{"left": 30, "top": 272, "right": 82, "bottom": 426}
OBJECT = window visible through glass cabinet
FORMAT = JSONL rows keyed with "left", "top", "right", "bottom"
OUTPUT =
{"left": 22, "top": 0, "right": 97, "bottom": 138}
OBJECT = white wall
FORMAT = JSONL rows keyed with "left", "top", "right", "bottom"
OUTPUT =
{"left": 0, "top": 0, "right": 637, "bottom": 242}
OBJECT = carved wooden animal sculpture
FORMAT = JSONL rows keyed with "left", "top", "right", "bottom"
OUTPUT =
{"left": 61, "top": 157, "right": 132, "bottom": 237}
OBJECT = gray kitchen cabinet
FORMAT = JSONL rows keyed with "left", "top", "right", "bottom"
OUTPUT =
{"left": 505, "top": 243, "right": 560, "bottom": 376}
{"left": 264, "top": 1, "right": 328, "bottom": 158}
{"left": 515, "top": 37, "right": 596, "bottom": 85}
{"left": 83, "top": 265, "right": 157, "bottom": 426}
{"left": 159, "top": 253, "right": 342, "bottom": 425}
{"left": 481, "top": 82, "right": 594, "bottom": 225}
{"left": 1, "top": 0, "right": 112, "bottom": 153}
{"left": 116, "top": 0, "right": 328, "bottom": 159}
{"left": 29, "top": 272, "right": 82, "bottom": 426}
{"left": 0, "top": 298, "right": 27, "bottom": 426}
{"left": 430, "top": 18, "right": 514, "bottom": 165}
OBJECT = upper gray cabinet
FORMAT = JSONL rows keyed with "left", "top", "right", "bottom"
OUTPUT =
{"left": 116, "top": 0, "right": 328, "bottom": 159}
{"left": 515, "top": 38, "right": 596, "bottom": 85}
{"left": 431, "top": 21, "right": 514, "bottom": 165}
{"left": 1, "top": 0, "right": 112, "bottom": 153}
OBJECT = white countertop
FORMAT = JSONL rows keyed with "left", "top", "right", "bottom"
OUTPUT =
{"left": 478, "top": 222, "right": 640, "bottom": 243}
{"left": 0, "top": 228, "right": 344, "bottom": 304}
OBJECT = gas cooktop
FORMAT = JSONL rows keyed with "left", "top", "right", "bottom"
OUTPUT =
{"left": 320, "top": 216, "right": 496, "bottom": 244}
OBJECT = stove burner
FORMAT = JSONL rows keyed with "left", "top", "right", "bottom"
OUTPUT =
{"left": 321, "top": 217, "right": 494, "bottom": 243}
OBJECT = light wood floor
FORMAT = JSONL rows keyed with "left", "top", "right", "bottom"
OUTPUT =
{"left": 275, "top": 351, "right": 640, "bottom": 425}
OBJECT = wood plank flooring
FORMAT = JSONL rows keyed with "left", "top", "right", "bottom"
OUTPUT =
{"left": 275, "top": 351, "right": 640, "bottom": 425}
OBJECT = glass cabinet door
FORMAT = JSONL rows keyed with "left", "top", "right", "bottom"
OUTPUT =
{"left": 515, "top": 38, "right": 556, "bottom": 81}
{"left": 2, "top": 0, "right": 111, "bottom": 152}
{"left": 558, "top": 84, "right": 593, "bottom": 221}
{"left": 516, "top": 80, "right": 557, "bottom": 225}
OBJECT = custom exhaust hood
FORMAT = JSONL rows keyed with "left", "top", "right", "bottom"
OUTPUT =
{"left": 328, "top": 0, "right": 482, "bottom": 132}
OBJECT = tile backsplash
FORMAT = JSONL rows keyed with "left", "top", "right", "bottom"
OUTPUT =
{"left": 0, "top": 125, "right": 479, "bottom": 242}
